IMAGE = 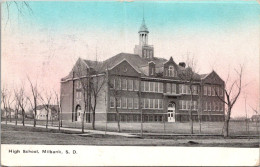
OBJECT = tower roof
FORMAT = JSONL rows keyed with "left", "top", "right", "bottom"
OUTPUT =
{"left": 139, "top": 18, "right": 149, "bottom": 33}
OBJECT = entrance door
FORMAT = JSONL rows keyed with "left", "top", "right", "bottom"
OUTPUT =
{"left": 168, "top": 102, "right": 175, "bottom": 122}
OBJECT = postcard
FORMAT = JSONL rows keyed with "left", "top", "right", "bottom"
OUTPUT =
{"left": 1, "top": 0, "right": 259, "bottom": 166}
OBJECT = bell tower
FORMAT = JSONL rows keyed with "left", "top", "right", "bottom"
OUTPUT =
{"left": 134, "top": 18, "right": 154, "bottom": 59}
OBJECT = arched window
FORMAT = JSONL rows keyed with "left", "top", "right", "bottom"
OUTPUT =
{"left": 168, "top": 66, "right": 175, "bottom": 77}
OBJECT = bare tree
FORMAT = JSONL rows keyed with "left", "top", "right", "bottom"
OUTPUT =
{"left": 1, "top": 86, "right": 11, "bottom": 124}
{"left": 54, "top": 90, "right": 61, "bottom": 131}
{"left": 14, "top": 86, "right": 28, "bottom": 126}
{"left": 74, "top": 58, "right": 90, "bottom": 133}
{"left": 107, "top": 70, "right": 122, "bottom": 132}
{"left": 178, "top": 56, "right": 200, "bottom": 134}
{"left": 40, "top": 92, "right": 52, "bottom": 129}
{"left": 214, "top": 65, "right": 243, "bottom": 137}
{"left": 27, "top": 77, "right": 41, "bottom": 127}
{"left": 13, "top": 91, "right": 20, "bottom": 126}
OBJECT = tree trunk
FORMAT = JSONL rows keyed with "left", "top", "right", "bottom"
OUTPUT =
{"left": 22, "top": 110, "right": 25, "bottom": 126}
{"left": 58, "top": 109, "right": 60, "bottom": 131}
{"left": 223, "top": 108, "right": 231, "bottom": 137}
{"left": 9, "top": 111, "right": 12, "bottom": 122}
{"left": 82, "top": 107, "right": 86, "bottom": 133}
{"left": 46, "top": 110, "right": 49, "bottom": 129}
{"left": 5, "top": 109, "right": 7, "bottom": 125}
{"left": 92, "top": 110, "right": 95, "bottom": 130}
{"left": 15, "top": 109, "right": 18, "bottom": 126}
{"left": 116, "top": 108, "right": 120, "bottom": 132}
{"left": 34, "top": 101, "right": 36, "bottom": 127}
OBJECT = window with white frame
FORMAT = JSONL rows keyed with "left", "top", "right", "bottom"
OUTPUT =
{"left": 192, "top": 85, "right": 198, "bottom": 95}
{"left": 141, "top": 81, "right": 144, "bottom": 92}
{"left": 122, "top": 79, "right": 127, "bottom": 90}
{"left": 212, "top": 101, "right": 215, "bottom": 111}
{"left": 134, "top": 98, "right": 138, "bottom": 109}
{"left": 155, "top": 99, "right": 159, "bottom": 109}
{"left": 116, "top": 78, "right": 121, "bottom": 90}
{"left": 134, "top": 80, "right": 139, "bottom": 91}
{"left": 216, "top": 87, "right": 219, "bottom": 96}
{"left": 187, "top": 101, "right": 190, "bottom": 109}
{"left": 216, "top": 101, "right": 219, "bottom": 111}
{"left": 122, "top": 97, "right": 127, "bottom": 108}
{"left": 179, "top": 101, "right": 182, "bottom": 109}
{"left": 204, "top": 86, "right": 207, "bottom": 95}
{"left": 159, "top": 99, "right": 163, "bottom": 109}
{"left": 150, "top": 82, "right": 154, "bottom": 92}
{"left": 116, "top": 98, "right": 121, "bottom": 108}
{"left": 150, "top": 99, "right": 154, "bottom": 109}
{"left": 168, "top": 65, "right": 175, "bottom": 77}
{"left": 208, "top": 102, "right": 211, "bottom": 111}
{"left": 145, "top": 81, "right": 149, "bottom": 92}
{"left": 183, "top": 100, "right": 186, "bottom": 110}
{"left": 128, "top": 98, "right": 133, "bottom": 109}
{"left": 141, "top": 98, "right": 144, "bottom": 108}
{"left": 187, "top": 85, "right": 191, "bottom": 94}
{"left": 204, "top": 101, "right": 207, "bottom": 111}
{"left": 110, "top": 97, "right": 115, "bottom": 108}
{"left": 172, "top": 84, "right": 176, "bottom": 94}
{"left": 208, "top": 86, "right": 211, "bottom": 96}
{"left": 212, "top": 86, "right": 215, "bottom": 96}
{"left": 220, "top": 87, "right": 223, "bottom": 96}
{"left": 193, "top": 101, "right": 197, "bottom": 110}
{"left": 128, "top": 79, "right": 133, "bottom": 91}
{"left": 159, "top": 83, "right": 163, "bottom": 93}
{"left": 145, "top": 98, "right": 149, "bottom": 109}
{"left": 166, "top": 83, "right": 171, "bottom": 93}
{"left": 155, "top": 82, "right": 159, "bottom": 92}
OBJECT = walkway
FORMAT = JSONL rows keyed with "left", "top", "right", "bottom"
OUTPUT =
{"left": 1, "top": 122, "right": 139, "bottom": 138}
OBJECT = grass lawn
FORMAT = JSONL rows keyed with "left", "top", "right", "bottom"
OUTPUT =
{"left": 1, "top": 124, "right": 259, "bottom": 147}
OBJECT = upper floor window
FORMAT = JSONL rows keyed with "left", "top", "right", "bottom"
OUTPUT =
{"left": 134, "top": 80, "right": 139, "bottom": 91}
{"left": 204, "top": 86, "right": 207, "bottom": 95}
{"left": 212, "top": 86, "right": 216, "bottom": 96}
{"left": 122, "top": 79, "right": 127, "bottom": 90}
{"left": 207, "top": 86, "right": 211, "bottom": 96}
{"left": 76, "top": 80, "right": 81, "bottom": 89}
{"left": 128, "top": 79, "right": 133, "bottom": 91}
{"left": 220, "top": 87, "right": 223, "bottom": 96}
{"left": 168, "top": 66, "right": 175, "bottom": 77}
{"left": 110, "top": 97, "right": 115, "bottom": 108}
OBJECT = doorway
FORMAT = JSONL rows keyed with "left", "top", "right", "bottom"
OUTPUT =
{"left": 168, "top": 102, "right": 176, "bottom": 122}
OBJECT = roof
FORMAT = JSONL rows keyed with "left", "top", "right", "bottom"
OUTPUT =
{"left": 139, "top": 18, "right": 149, "bottom": 33}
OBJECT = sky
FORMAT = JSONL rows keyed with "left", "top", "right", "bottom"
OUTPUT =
{"left": 1, "top": 1, "right": 260, "bottom": 117}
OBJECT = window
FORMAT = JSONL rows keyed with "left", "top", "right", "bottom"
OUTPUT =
{"left": 204, "top": 101, "right": 207, "bottom": 111}
{"left": 193, "top": 101, "right": 197, "bottom": 110}
{"left": 155, "top": 99, "right": 159, "bottom": 109}
{"left": 76, "top": 80, "right": 81, "bottom": 89}
{"left": 187, "top": 85, "right": 191, "bottom": 94}
{"left": 141, "top": 81, "right": 144, "bottom": 92}
{"left": 168, "top": 66, "right": 175, "bottom": 77}
{"left": 150, "top": 99, "right": 154, "bottom": 109}
{"left": 220, "top": 87, "right": 223, "bottom": 96}
{"left": 145, "top": 98, "right": 149, "bottom": 109}
{"left": 208, "top": 102, "right": 211, "bottom": 111}
{"left": 155, "top": 82, "right": 159, "bottom": 92}
{"left": 179, "top": 101, "right": 182, "bottom": 109}
{"left": 151, "top": 67, "right": 154, "bottom": 75}
{"left": 122, "top": 97, "right": 127, "bottom": 109}
{"left": 216, "top": 101, "right": 219, "bottom": 111}
{"left": 128, "top": 98, "right": 133, "bottom": 109}
{"left": 179, "top": 84, "right": 183, "bottom": 94}
{"left": 192, "top": 85, "right": 198, "bottom": 95}
{"left": 134, "top": 98, "right": 138, "bottom": 109}
{"left": 150, "top": 82, "right": 154, "bottom": 92}
{"left": 134, "top": 80, "right": 139, "bottom": 91}
{"left": 128, "top": 79, "right": 133, "bottom": 91}
{"left": 110, "top": 78, "right": 115, "bottom": 89}
{"left": 159, "top": 83, "right": 163, "bottom": 93}
{"left": 172, "top": 84, "right": 176, "bottom": 94}
{"left": 159, "top": 99, "right": 163, "bottom": 109}
{"left": 166, "top": 83, "right": 171, "bottom": 93}
{"left": 116, "top": 78, "right": 121, "bottom": 90}
{"left": 216, "top": 87, "right": 219, "bottom": 96}
{"left": 187, "top": 101, "right": 190, "bottom": 109}
{"left": 204, "top": 86, "right": 207, "bottom": 95}
{"left": 182, "top": 100, "right": 186, "bottom": 110}
{"left": 116, "top": 98, "right": 121, "bottom": 108}
{"left": 122, "top": 79, "right": 127, "bottom": 90}
{"left": 208, "top": 86, "right": 211, "bottom": 96}
{"left": 141, "top": 98, "right": 144, "bottom": 108}
{"left": 212, "top": 86, "right": 215, "bottom": 96}
{"left": 110, "top": 97, "right": 115, "bottom": 108}
{"left": 145, "top": 81, "right": 149, "bottom": 92}
{"left": 220, "top": 102, "right": 223, "bottom": 111}
{"left": 212, "top": 102, "right": 215, "bottom": 111}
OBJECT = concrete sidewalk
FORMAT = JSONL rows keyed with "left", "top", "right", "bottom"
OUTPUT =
{"left": 1, "top": 122, "right": 139, "bottom": 138}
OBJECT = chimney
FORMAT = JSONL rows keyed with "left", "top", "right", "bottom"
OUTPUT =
{"left": 179, "top": 62, "right": 186, "bottom": 68}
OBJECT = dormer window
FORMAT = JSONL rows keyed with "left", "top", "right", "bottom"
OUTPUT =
{"left": 151, "top": 68, "right": 154, "bottom": 75}
{"left": 168, "top": 66, "right": 175, "bottom": 77}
